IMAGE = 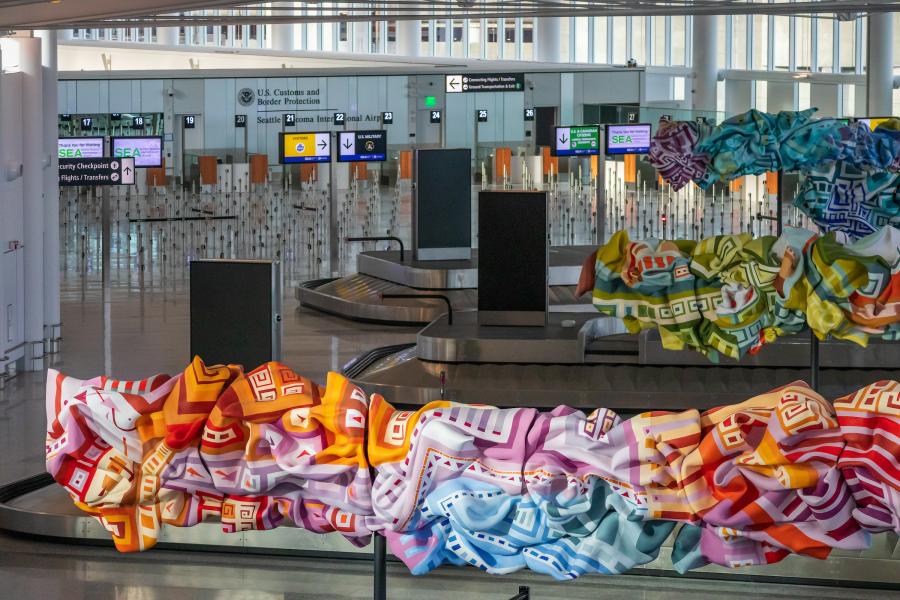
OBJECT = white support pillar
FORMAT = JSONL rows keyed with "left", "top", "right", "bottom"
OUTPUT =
{"left": 866, "top": 13, "right": 894, "bottom": 117}
{"left": 20, "top": 36, "right": 44, "bottom": 371}
{"left": 38, "top": 30, "right": 60, "bottom": 354}
{"left": 157, "top": 27, "right": 179, "bottom": 46}
{"left": 536, "top": 17, "right": 562, "bottom": 63}
{"left": 270, "top": 24, "right": 295, "bottom": 52}
{"left": 396, "top": 18, "right": 421, "bottom": 56}
{"left": 691, "top": 14, "right": 718, "bottom": 112}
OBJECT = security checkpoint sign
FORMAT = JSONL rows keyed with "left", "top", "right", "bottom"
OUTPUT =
{"left": 280, "top": 132, "right": 331, "bottom": 164}
{"left": 552, "top": 125, "right": 600, "bottom": 157}
{"left": 58, "top": 157, "right": 136, "bottom": 186}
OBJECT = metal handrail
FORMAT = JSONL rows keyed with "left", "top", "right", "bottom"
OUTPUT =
{"left": 346, "top": 236, "right": 405, "bottom": 262}
{"left": 380, "top": 293, "right": 452, "bottom": 325}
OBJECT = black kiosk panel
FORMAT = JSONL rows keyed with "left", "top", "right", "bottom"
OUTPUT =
{"left": 414, "top": 148, "right": 472, "bottom": 260}
{"left": 477, "top": 191, "right": 548, "bottom": 326}
{"left": 189, "top": 260, "right": 281, "bottom": 368}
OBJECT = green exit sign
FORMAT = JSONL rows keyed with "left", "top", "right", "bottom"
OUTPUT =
{"left": 425, "top": 96, "right": 437, "bottom": 107}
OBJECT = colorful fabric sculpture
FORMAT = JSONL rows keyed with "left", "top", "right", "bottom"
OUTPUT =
{"left": 46, "top": 358, "right": 372, "bottom": 552}
{"left": 647, "top": 120, "right": 712, "bottom": 191}
{"left": 582, "top": 227, "right": 900, "bottom": 361}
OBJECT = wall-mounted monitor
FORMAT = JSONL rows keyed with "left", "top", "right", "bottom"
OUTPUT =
{"left": 552, "top": 125, "right": 600, "bottom": 157}
{"left": 413, "top": 148, "right": 472, "bottom": 261}
{"left": 110, "top": 136, "right": 163, "bottom": 168}
{"left": 58, "top": 136, "right": 105, "bottom": 159}
{"left": 280, "top": 132, "right": 331, "bottom": 164}
{"left": 604, "top": 123, "right": 652, "bottom": 155}
{"left": 337, "top": 130, "right": 387, "bottom": 162}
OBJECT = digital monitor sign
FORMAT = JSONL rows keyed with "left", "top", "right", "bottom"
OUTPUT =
{"left": 337, "top": 130, "right": 387, "bottom": 162}
{"left": 552, "top": 125, "right": 600, "bottom": 157}
{"left": 58, "top": 137, "right": 105, "bottom": 159}
{"left": 110, "top": 136, "right": 163, "bottom": 168}
{"left": 280, "top": 132, "right": 331, "bottom": 164}
{"left": 605, "top": 123, "right": 652, "bottom": 154}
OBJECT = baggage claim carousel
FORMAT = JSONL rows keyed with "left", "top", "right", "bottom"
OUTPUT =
{"left": 2, "top": 248, "right": 899, "bottom": 587}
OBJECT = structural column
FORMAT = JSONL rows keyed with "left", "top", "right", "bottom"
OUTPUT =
{"left": 270, "top": 24, "right": 295, "bottom": 52}
{"left": 157, "top": 27, "right": 179, "bottom": 46}
{"left": 38, "top": 30, "right": 60, "bottom": 354}
{"left": 536, "top": 17, "right": 562, "bottom": 63}
{"left": 866, "top": 13, "right": 894, "bottom": 117}
{"left": 396, "top": 18, "right": 421, "bottom": 57}
{"left": 691, "top": 14, "right": 718, "bottom": 112}
{"left": 19, "top": 35, "right": 44, "bottom": 371}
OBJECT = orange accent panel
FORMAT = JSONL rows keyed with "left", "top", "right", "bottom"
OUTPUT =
{"left": 624, "top": 154, "right": 637, "bottom": 184}
{"left": 145, "top": 158, "right": 166, "bottom": 187}
{"left": 541, "top": 147, "right": 558, "bottom": 176}
{"left": 399, "top": 150, "right": 412, "bottom": 180}
{"left": 765, "top": 172, "right": 779, "bottom": 195}
{"left": 730, "top": 177, "right": 745, "bottom": 192}
{"left": 590, "top": 155, "right": 598, "bottom": 178}
{"left": 494, "top": 148, "right": 512, "bottom": 180}
{"left": 351, "top": 162, "right": 368, "bottom": 181}
{"left": 198, "top": 156, "right": 218, "bottom": 186}
{"left": 249, "top": 154, "right": 268, "bottom": 184}
{"left": 300, "top": 164, "right": 318, "bottom": 182}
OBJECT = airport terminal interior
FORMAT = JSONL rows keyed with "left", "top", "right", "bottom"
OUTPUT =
{"left": 2, "top": 1, "right": 900, "bottom": 598}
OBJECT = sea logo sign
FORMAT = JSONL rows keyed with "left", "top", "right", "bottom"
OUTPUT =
{"left": 238, "top": 88, "right": 256, "bottom": 107}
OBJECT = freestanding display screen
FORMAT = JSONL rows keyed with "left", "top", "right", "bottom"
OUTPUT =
{"left": 477, "top": 191, "right": 548, "bottom": 326}
{"left": 280, "top": 132, "right": 331, "bottom": 164}
{"left": 190, "top": 260, "right": 281, "bottom": 368}
{"left": 110, "top": 136, "right": 163, "bottom": 167}
{"left": 337, "top": 130, "right": 387, "bottom": 162}
{"left": 413, "top": 148, "right": 472, "bottom": 261}
{"left": 58, "top": 137, "right": 105, "bottom": 159}
{"left": 605, "top": 123, "right": 652, "bottom": 154}
{"left": 552, "top": 125, "right": 600, "bottom": 157}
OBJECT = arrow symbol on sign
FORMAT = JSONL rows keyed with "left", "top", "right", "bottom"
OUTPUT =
{"left": 559, "top": 135, "right": 568, "bottom": 144}
{"left": 318, "top": 140, "right": 327, "bottom": 150}
{"left": 123, "top": 167, "right": 132, "bottom": 175}
{"left": 449, "top": 79, "right": 458, "bottom": 89}
{"left": 343, "top": 141, "right": 353, "bottom": 149}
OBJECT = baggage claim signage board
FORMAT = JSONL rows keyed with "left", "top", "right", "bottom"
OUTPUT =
{"left": 605, "top": 123, "right": 652, "bottom": 154}
{"left": 552, "top": 125, "right": 600, "bottom": 157}
{"left": 59, "top": 157, "right": 136, "bottom": 186}
{"left": 58, "top": 137, "right": 105, "bottom": 159}
{"left": 280, "top": 132, "right": 331, "bottom": 163}
{"left": 110, "top": 136, "right": 163, "bottom": 167}
{"left": 337, "top": 130, "right": 387, "bottom": 162}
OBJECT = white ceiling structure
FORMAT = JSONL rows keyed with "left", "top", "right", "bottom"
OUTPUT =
{"left": 2, "top": 0, "right": 900, "bottom": 29}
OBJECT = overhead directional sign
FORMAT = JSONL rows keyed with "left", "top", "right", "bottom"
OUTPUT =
{"left": 445, "top": 73, "right": 525, "bottom": 93}
{"left": 552, "top": 125, "right": 600, "bottom": 157}
{"left": 337, "top": 130, "right": 387, "bottom": 162}
{"left": 59, "top": 157, "right": 135, "bottom": 187}
{"left": 280, "top": 132, "right": 331, "bottom": 164}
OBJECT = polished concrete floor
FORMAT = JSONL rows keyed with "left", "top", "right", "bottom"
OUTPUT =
{"left": 1, "top": 233, "right": 899, "bottom": 598}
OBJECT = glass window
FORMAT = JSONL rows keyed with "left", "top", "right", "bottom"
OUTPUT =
{"left": 594, "top": 17, "right": 608, "bottom": 63}
{"left": 716, "top": 16, "right": 726, "bottom": 71}
{"left": 839, "top": 18, "right": 855, "bottom": 72}
{"left": 306, "top": 23, "right": 318, "bottom": 50}
{"left": 818, "top": 16, "right": 834, "bottom": 72}
{"left": 469, "top": 19, "right": 481, "bottom": 57}
{"left": 799, "top": 82, "right": 811, "bottom": 109}
{"left": 559, "top": 15, "right": 570, "bottom": 61}
{"left": 894, "top": 14, "right": 900, "bottom": 73}
{"left": 504, "top": 20, "right": 516, "bottom": 58}
{"left": 487, "top": 20, "right": 498, "bottom": 59}
{"left": 611, "top": 16, "right": 626, "bottom": 64}
{"left": 522, "top": 19, "right": 534, "bottom": 60}
{"left": 575, "top": 17, "right": 588, "bottom": 62}
{"left": 652, "top": 16, "right": 665, "bottom": 65}
{"left": 751, "top": 15, "right": 768, "bottom": 69}
{"left": 674, "top": 77, "right": 685, "bottom": 101}
{"left": 670, "top": 15, "right": 686, "bottom": 66}
{"left": 339, "top": 21, "right": 348, "bottom": 42}
{"left": 795, "top": 16, "right": 811, "bottom": 71}
{"left": 842, "top": 83, "right": 856, "bottom": 115}
{"left": 773, "top": 16, "right": 790, "bottom": 70}
{"left": 453, "top": 19, "right": 464, "bottom": 56}
{"left": 732, "top": 15, "right": 747, "bottom": 69}
{"left": 755, "top": 80, "right": 768, "bottom": 111}
{"left": 631, "top": 16, "right": 646, "bottom": 65}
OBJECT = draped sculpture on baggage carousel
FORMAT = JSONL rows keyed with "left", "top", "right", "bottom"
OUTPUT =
{"left": 46, "top": 359, "right": 900, "bottom": 579}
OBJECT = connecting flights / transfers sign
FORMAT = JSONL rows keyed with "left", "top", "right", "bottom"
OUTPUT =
{"left": 337, "top": 130, "right": 387, "bottom": 162}
{"left": 553, "top": 125, "right": 600, "bottom": 157}
{"left": 280, "top": 132, "right": 331, "bottom": 163}
{"left": 445, "top": 73, "right": 525, "bottom": 93}
{"left": 58, "top": 157, "right": 136, "bottom": 186}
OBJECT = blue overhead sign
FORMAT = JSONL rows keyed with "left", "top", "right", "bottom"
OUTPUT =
{"left": 337, "top": 130, "right": 387, "bottom": 162}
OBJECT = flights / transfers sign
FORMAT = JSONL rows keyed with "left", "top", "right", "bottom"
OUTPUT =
{"left": 445, "top": 73, "right": 525, "bottom": 93}
{"left": 605, "top": 123, "right": 652, "bottom": 154}
{"left": 58, "top": 137, "right": 104, "bottom": 159}
{"left": 58, "top": 157, "right": 135, "bottom": 186}
{"left": 281, "top": 132, "right": 331, "bottom": 164}
{"left": 553, "top": 125, "right": 600, "bottom": 156}
{"left": 337, "top": 130, "right": 387, "bottom": 162}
